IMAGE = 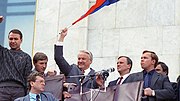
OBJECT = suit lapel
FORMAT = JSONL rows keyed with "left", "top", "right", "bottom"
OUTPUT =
{"left": 150, "top": 72, "right": 159, "bottom": 87}
{"left": 137, "top": 72, "right": 144, "bottom": 81}
{"left": 24, "top": 94, "right": 30, "bottom": 101}
{"left": 82, "top": 68, "right": 94, "bottom": 84}
{"left": 111, "top": 79, "right": 118, "bottom": 86}
{"left": 115, "top": 79, "right": 119, "bottom": 85}
{"left": 40, "top": 93, "right": 48, "bottom": 101}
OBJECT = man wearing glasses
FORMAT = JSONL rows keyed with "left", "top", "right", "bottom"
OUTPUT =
{"left": 15, "top": 72, "right": 58, "bottom": 101}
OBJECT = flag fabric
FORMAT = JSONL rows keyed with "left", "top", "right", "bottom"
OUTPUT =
{"left": 72, "top": 0, "right": 120, "bottom": 25}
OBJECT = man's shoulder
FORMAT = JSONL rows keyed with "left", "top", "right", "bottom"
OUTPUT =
{"left": 18, "top": 50, "right": 31, "bottom": 59}
{"left": 20, "top": 50, "right": 30, "bottom": 56}
{"left": 153, "top": 71, "right": 168, "bottom": 79}
{"left": 129, "top": 71, "right": 143, "bottom": 76}
{"left": 124, "top": 72, "right": 143, "bottom": 83}
{"left": 0, "top": 45, "right": 8, "bottom": 51}
{"left": 70, "top": 64, "right": 82, "bottom": 73}
{"left": 14, "top": 95, "right": 28, "bottom": 101}
{"left": 41, "top": 92, "right": 57, "bottom": 99}
{"left": 42, "top": 92, "right": 54, "bottom": 96}
{"left": 71, "top": 64, "right": 78, "bottom": 67}
{"left": 90, "top": 68, "right": 95, "bottom": 71}
{"left": 109, "top": 79, "right": 117, "bottom": 84}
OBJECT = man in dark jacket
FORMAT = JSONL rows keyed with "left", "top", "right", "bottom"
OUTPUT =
{"left": 0, "top": 29, "right": 32, "bottom": 101}
{"left": 54, "top": 28, "right": 103, "bottom": 89}
{"left": 14, "top": 72, "right": 58, "bottom": 101}
{"left": 108, "top": 56, "right": 132, "bottom": 86}
{"left": 125, "top": 50, "right": 175, "bottom": 101}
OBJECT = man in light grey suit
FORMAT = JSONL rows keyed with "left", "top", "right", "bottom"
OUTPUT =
{"left": 15, "top": 72, "right": 58, "bottom": 101}
{"left": 125, "top": 50, "right": 175, "bottom": 101}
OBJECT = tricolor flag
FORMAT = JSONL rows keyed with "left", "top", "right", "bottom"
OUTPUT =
{"left": 72, "top": 0, "right": 120, "bottom": 25}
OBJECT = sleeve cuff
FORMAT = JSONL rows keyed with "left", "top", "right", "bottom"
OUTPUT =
{"left": 55, "top": 41, "right": 63, "bottom": 46}
{"left": 152, "top": 90, "right": 155, "bottom": 96}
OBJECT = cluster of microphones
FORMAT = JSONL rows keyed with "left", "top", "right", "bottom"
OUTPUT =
{"left": 96, "top": 68, "right": 115, "bottom": 81}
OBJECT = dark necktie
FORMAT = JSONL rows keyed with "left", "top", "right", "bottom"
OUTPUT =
{"left": 36, "top": 94, "right": 40, "bottom": 101}
{"left": 117, "top": 77, "right": 123, "bottom": 85}
{"left": 142, "top": 73, "right": 149, "bottom": 101}
{"left": 80, "top": 70, "right": 85, "bottom": 83}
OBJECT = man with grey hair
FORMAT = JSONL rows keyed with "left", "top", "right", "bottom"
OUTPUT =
{"left": 54, "top": 28, "right": 103, "bottom": 91}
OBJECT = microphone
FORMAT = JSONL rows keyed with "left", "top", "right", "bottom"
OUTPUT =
{"left": 104, "top": 68, "right": 115, "bottom": 73}
{"left": 97, "top": 68, "right": 115, "bottom": 74}
{"left": 97, "top": 68, "right": 115, "bottom": 80}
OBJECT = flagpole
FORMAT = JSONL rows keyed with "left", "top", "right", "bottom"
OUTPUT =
{"left": 67, "top": 24, "right": 73, "bottom": 29}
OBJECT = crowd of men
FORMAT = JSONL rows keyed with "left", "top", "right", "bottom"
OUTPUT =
{"left": 1, "top": 15, "right": 180, "bottom": 101}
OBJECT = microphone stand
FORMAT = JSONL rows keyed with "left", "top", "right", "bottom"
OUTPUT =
{"left": 102, "top": 71, "right": 109, "bottom": 92}
{"left": 66, "top": 74, "right": 96, "bottom": 101}
{"left": 67, "top": 73, "right": 108, "bottom": 101}
{"left": 66, "top": 74, "right": 86, "bottom": 95}
{"left": 89, "top": 75, "right": 94, "bottom": 101}
{"left": 66, "top": 74, "right": 86, "bottom": 78}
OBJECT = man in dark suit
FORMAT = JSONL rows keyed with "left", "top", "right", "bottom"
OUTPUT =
{"left": 125, "top": 50, "right": 175, "bottom": 101}
{"left": 155, "top": 61, "right": 177, "bottom": 101}
{"left": 54, "top": 28, "right": 103, "bottom": 96}
{"left": 108, "top": 56, "right": 132, "bottom": 86}
{"left": 15, "top": 72, "right": 58, "bottom": 101}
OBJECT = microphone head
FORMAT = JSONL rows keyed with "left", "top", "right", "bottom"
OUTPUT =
{"left": 107, "top": 68, "right": 115, "bottom": 72}
{"left": 102, "top": 71, "right": 109, "bottom": 79}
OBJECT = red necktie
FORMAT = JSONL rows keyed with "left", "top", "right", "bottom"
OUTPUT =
{"left": 118, "top": 77, "right": 123, "bottom": 85}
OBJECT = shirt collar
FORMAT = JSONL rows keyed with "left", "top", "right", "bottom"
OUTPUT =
{"left": 143, "top": 69, "right": 155, "bottom": 75}
{"left": 84, "top": 68, "right": 91, "bottom": 75}
{"left": 117, "top": 73, "right": 130, "bottom": 85}
{"left": 120, "top": 73, "right": 130, "bottom": 79}
{"left": 29, "top": 92, "right": 37, "bottom": 100}
{"left": 29, "top": 92, "right": 41, "bottom": 101}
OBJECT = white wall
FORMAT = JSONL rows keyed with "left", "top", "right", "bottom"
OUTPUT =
{"left": 34, "top": 0, "right": 180, "bottom": 82}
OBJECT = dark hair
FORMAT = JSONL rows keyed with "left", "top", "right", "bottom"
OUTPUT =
{"left": 33, "top": 52, "right": 48, "bottom": 64}
{"left": 143, "top": 50, "right": 159, "bottom": 67}
{"left": 118, "top": 56, "right": 133, "bottom": 72}
{"left": 8, "top": 29, "right": 23, "bottom": 39}
{"left": 157, "top": 61, "right": 169, "bottom": 75}
{"left": 27, "top": 72, "right": 44, "bottom": 90}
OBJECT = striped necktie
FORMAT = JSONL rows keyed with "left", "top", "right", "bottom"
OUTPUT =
{"left": 36, "top": 94, "right": 40, "bottom": 101}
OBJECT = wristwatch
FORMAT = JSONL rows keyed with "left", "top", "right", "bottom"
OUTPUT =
{"left": 152, "top": 90, "right": 155, "bottom": 96}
